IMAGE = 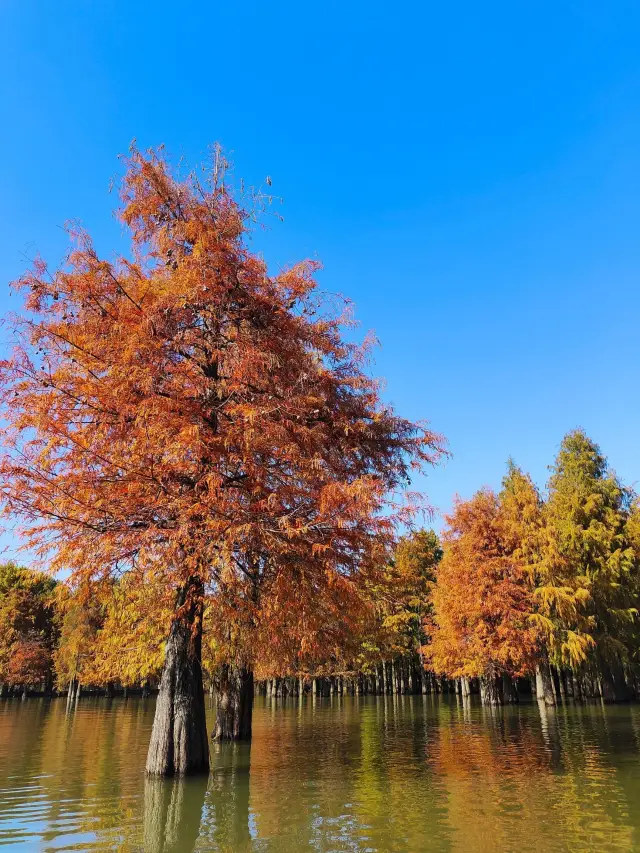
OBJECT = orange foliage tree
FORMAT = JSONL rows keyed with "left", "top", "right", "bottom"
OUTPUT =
{"left": 0, "top": 562, "right": 57, "bottom": 694}
{"left": 0, "top": 146, "right": 443, "bottom": 774}
{"left": 426, "top": 489, "right": 540, "bottom": 703}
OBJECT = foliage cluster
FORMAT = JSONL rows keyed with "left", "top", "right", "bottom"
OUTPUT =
{"left": 426, "top": 430, "right": 640, "bottom": 700}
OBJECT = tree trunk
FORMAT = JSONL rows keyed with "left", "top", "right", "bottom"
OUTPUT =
{"left": 145, "top": 579, "right": 209, "bottom": 777}
{"left": 599, "top": 657, "right": 630, "bottom": 703}
{"left": 536, "top": 662, "right": 556, "bottom": 706}
{"left": 571, "top": 671, "right": 583, "bottom": 702}
{"left": 66, "top": 678, "right": 78, "bottom": 705}
{"left": 480, "top": 673, "right": 503, "bottom": 705}
{"left": 554, "top": 667, "right": 566, "bottom": 704}
{"left": 213, "top": 665, "right": 254, "bottom": 741}
{"left": 502, "top": 674, "right": 518, "bottom": 704}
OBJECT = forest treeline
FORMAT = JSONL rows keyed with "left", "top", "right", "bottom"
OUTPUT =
{"left": 3, "top": 428, "right": 639, "bottom": 709}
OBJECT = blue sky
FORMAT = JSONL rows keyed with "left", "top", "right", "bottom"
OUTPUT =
{"left": 1, "top": 1, "right": 640, "bottom": 546}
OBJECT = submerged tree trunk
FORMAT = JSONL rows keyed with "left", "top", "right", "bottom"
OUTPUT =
{"left": 571, "top": 670, "right": 583, "bottom": 702}
{"left": 480, "top": 672, "right": 503, "bottom": 705}
{"left": 66, "top": 678, "right": 78, "bottom": 706}
{"left": 536, "top": 662, "right": 556, "bottom": 706}
{"left": 145, "top": 578, "right": 209, "bottom": 777}
{"left": 599, "top": 656, "right": 630, "bottom": 703}
{"left": 213, "top": 665, "right": 254, "bottom": 741}
{"left": 502, "top": 673, "right": 518, "bottom": 704}
{"left": 551, "top": 667, "right": 565, "bottom": 704}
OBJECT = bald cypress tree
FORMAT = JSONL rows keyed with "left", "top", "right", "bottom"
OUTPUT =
{"left": 546, "top": 430, "right": 639, "bottom": 700}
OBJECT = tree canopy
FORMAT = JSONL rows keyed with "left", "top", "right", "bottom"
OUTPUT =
{"left": 0, "top": 146, "right": 444, "bottom": 659}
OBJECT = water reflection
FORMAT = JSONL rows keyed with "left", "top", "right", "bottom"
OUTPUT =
{"left": 203, "top": 743, "right": 252, "bottom": 851}
{"left": 144, "top": 778, "right": 208, "bottom": 853}
{"left": 1, "top": 695, "right": 640, "bottom": 851}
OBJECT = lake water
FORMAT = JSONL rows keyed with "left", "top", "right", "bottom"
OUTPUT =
{"left": 1, "top": 694, "right": 640, "bottom": 851}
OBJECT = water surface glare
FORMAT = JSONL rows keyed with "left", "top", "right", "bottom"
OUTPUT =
{"left": 1, "top": 695, "right": 640, "bottom": 851}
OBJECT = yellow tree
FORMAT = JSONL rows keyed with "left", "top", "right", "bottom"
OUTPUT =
{"left": 89, "top": 571, "right": 170, "bottom": 690}
{"left": 355, "top": 529, "right": 442, "bottom": 690}
{"left": 53, "top": 582, "right": 105, "bottom": 695}
{"left": 499, "top": 460, "right": 592, "bottom": 704}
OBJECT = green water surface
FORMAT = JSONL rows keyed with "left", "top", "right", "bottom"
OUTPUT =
{"left": 2, "top": 695, "right": 640, "bottom": 852}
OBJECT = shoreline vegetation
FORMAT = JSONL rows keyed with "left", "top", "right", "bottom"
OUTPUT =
{"left": 1, "top": 146, "right": 639, "bottom": 775}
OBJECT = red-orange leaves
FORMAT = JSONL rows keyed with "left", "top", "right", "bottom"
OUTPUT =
{"left": 0, "top": 145, "right": 444, "bottom": 669}
{"left": 426, "top": 490, "right": 540, "bottom": 680}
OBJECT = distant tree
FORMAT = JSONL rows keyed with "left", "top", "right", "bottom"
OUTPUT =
{"left": 545, "top": 429, "right": 639, "bottom": 700}
{"left": 426, "top": 490, "right": 539, "bottom": 703}
{"left": 53, "top": 582, "right": 105, "bottom": 694}
{"left": 499, "top": 460, "right": 591, "bottom": 704}
{"left": 0, "top": 562, "right": 57, "bottom": 693}
{"left": 622, "top": 498, "right": 640, "bottom": 673}
{"left": 373, "top": 529, "right": 442, "bottom": 659}
{"left": 88, "top": 571, "right": 170, "bottom": 690}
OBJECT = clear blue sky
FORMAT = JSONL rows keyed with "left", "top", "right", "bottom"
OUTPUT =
{"left": 1, "top": 1, "right": 640, "bottom": 544}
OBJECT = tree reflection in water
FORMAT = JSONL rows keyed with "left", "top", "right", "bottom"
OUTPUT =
{"left": 143, "top": 777, "right": 208, "bottom": 853}
{"left": 202, "top": 742, "right": 252, "bottom": 852}
{"left": 2, "top": 696, "right": 640, "bottom": 852}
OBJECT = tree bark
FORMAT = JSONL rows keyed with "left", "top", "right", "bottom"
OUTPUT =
{"left": 213, "top": 664, "right": 254, "bottom": 741}
{"left": 571, "top": 671, "right": 583, "bottom": 702}
{"left": 66, "top": 678, "right": 78, "bottom": 706}
{"left": 536, "top": 662, "right": 556, "bottom": 706}
{"left": 502, "top": 673, "right": 518, "bottom": 704}
{"left": 599, "top": 656, "right": 630, "bottom": 703}
{"left": 480, "top": 672, "right": 503, "bottom": 705}
{"left": 146, "top": 578, "right": 209, "bottom": 777}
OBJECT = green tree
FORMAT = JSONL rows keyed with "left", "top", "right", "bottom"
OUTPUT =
{"left": 499, "top": 459, "right": 591, "bottom": 703}
{"left": 546, "top": 429, "right": 638, "bottom": 700}
{"left": 387, "top": 529, "right": 442, "bottom": 655}
{"left": 353, "top": 530, "right": 442, "bottom": 683}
